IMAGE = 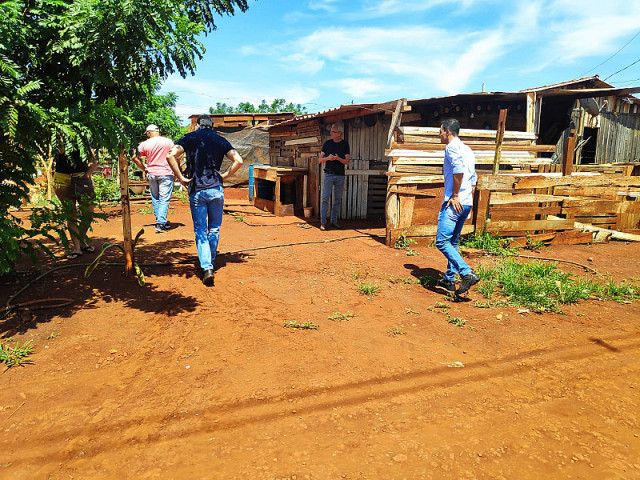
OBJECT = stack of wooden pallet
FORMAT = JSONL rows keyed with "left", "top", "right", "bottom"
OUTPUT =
{"left": 387, "top": 126, "right": 555, "bottom": 176}
{"left": 475, "top": 173, "right": 640, "bottom": 241}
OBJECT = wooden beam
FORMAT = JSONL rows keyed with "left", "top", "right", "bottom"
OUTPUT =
{"left": 387, "top": 99, "right": 405, "bottom": 148}
{"left": 526, "top": 92, "right": 536, "bottom": 133}
{"left": 562, "top": 129, "right": 577, "bottom": 176}
{"left": 118, "top": 145, "right": 134, "bottom": 277}
{"left": 492, "top": 109, "right": 508, "bottom": 175}
{"left": 388, "top": 142, "right": 556, "bottom": 153}
{"left": 485, "top": 218, "right": 575, "bottom": 232}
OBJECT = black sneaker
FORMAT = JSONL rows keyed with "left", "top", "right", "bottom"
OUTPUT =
{"left": 161, "top": 222, "right": 171, "bottom": 231}
{"left": 202, "top": 268, "right": 214, "bottom": 286}
{"left": 456, "top": 272, "right": 480, "bottom": 295}
{"left": 155, "top": 224, "right": 165, "bottom": 233}
{"left": 436, "top": 278, "right": 456, "bottom": 292}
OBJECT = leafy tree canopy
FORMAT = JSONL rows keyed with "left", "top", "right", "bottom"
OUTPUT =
{"left": 0, "top": 0, "right": 251, "bottom": 273}
{"left": 210, "top": 99, "right": 307, "bottom": 115}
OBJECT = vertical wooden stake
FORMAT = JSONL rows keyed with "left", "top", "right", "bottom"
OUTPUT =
{"left": 492, "top": 109, "right": 508, "bottom": 175}
{"left": 118, "top": 144, "right": 134, "bottom": 276}
{"left": 562, "top": 129, "right": 577, "bottom": 176}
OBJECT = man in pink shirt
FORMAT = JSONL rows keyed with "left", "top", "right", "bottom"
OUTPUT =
{"left": 132, "top": 124, "right": 175, "bottom": 233}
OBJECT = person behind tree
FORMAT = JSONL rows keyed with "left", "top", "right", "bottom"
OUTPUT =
{"left": 131, "top": 124, "right": 175, "bottom": 233}
{"left": 53, "top": 144, "right": 98, "bottom": 259}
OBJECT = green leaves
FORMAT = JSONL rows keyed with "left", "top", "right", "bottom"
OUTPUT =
{"left": 1, "top": 0, "right": 252, "bottom": 273}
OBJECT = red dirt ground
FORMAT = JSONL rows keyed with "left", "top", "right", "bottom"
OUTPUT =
{"left": 1, "top": 187, "right": 639, "bottom": 479}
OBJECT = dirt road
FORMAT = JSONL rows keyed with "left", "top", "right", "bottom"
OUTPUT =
{"left": 1, "top": 190, "right": 639, "bottom": 479}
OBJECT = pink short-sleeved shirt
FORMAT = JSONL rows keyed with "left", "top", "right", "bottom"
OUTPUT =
{"left": 138, "top": 136, "right": 175, "bottom": 176}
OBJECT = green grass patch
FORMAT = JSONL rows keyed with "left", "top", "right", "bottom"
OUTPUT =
{"left": 328, "top": 311, "right": 355, "bottom": 321}
{"left": 283, "top": 320, "right": 319, "bottom": 330}
{"left": 172, "top": 188, "right": 189, "bottom": 204}
{"left": 387, "top": 326, "right": 406, "bottom": 336}
{"left": 460, "top": 231, "right": 518, "bottom": 256}
{"left": 389, "top": 276, "right": 420, "bottom": 285}
{"left": 394, "top": 233, "right": 416, "bottom": 250}
{"left": 477, "top": 259, "right": 639, "bottom": 313}
{"left": 0, "top": 339, "right": 34, "bottom": 369}
{"left": 359, "top": 282, "right": 380, "bottom": 296}
{"left": 446, "top": 316, "right": 466, "bottom": 328}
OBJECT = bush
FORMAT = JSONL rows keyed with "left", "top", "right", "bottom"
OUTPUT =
{"left": 93, "top": 175, "right": 120, "bottom": 202}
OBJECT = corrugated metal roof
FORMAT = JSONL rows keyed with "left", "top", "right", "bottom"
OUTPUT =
{"left": 267, "top": 103, "right": 385, "bottom": 128}
{"left": 518, "top": 75, "right": 612, "bottom": 93}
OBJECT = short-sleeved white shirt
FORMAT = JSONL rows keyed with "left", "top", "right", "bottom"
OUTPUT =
{"left": 443, "top": 136, "right": 477, "bottom": 206}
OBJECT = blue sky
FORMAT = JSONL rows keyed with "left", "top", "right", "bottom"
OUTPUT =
{"left": 161, "top": 0, "right": 640, "bottom": 122}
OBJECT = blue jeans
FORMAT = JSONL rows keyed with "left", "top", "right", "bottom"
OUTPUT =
{"left": 321, "top": 173, "right": 346, "bottom": 224}
{"left": 189, "top": 187, "right": 224, "bottom": 271}
{"left": 148, "top": 174, "right": 174, "bottom": 225}
{"left": 436, "top": 203, "right": 473, "bottom": 282}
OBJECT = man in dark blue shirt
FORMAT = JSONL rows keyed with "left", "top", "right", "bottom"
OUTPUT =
{"left": 319, "top": 122, "right": 350, "bottom": 230}
{"left": 167, "top": 115, "right": 243, "bottom": 285}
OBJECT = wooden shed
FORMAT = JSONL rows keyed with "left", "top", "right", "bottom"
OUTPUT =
{"left": 385, "top": 77, "right": 640, "bottom": 246}
{"left": 266, "top": 101, "right": 409, "bottom": 221}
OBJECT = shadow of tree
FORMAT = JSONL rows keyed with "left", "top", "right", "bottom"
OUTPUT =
{"left": 0, "top": 234, "right": 251, "bottom": 336}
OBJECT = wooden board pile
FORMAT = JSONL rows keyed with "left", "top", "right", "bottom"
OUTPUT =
{"left": 386, "top": 126, "right": 556, "bottom": 176}
{"left": 475, "top": 173, "right": 640, "bottom": 243}
{"left": 269, "top": 120, "right": 322, "bottom": 168}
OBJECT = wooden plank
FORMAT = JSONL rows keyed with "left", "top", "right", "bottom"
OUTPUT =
{"left": 399, "top": 126, "right": 537, "bottom": 140}
{"left": 398, "top": 194, "right": 415, "bottom": 228}
{"left": 345, "top": 169, "right": 386, "bottom": 175}
{"left": 526, "top": 92, "right": 535, "bottom": 133}
{"left": 253, "top": 197, "right": 274, "bottom": 214}
{"left": 493, "top": 109, "right": 508, "bottom": 174}
{"left": 385, "top": 192, "right": 399, "bottom": 245}
{"left": 474, "top": 189, "right": 491, "bottom": 233}
{"left": 388, "top": 142, "right": 556, "bottom": 153}
{"left": 490, "top": 192, "right": 579, "bottom": 204}
{"left": 388, "top": 176, "right": 445, "bottom": 185}
{"left": 517, "top": 174, "right": 640, "bottom": 190}
{"left": 485, "top": 219, "right": 575, "bottom": 232}
{"left": 118, "top": 146, "right": 134, "bottom": 277}
{"left": 388, "top": 186, "right": 438, "bottom": 196}
{"left": 388, "top": 149, "right": 536, "bottom": 158}
{"left": 562, "top": 129, "right": 577, "bottom": 176}
{"left": 387, "top": 99, "right": 405, "bottom": 148}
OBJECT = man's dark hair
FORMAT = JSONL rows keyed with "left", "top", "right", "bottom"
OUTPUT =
{"left": 196, "top": 114, "right": 213, "bottom": 129}
{"left": 441, "top": 118, "right": 460, "bottom": 136}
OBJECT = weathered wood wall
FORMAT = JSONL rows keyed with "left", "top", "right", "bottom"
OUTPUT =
{"left": 340, "top": 118, "right": 389, "bottom": 220}
{"left": 596, "top": 112, "right": 640, "bottom": 163}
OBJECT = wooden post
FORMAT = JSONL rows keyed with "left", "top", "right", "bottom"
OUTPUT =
{"left": 562, "top": 129, "right": 577, "bottom": 176}
{"left": 492, "top": 109, "right": 508, "bottom": 175}
{"left": 387, "top": 99, "right": 405, "bottom": 148}
{"left": 118, "top": 145, "right": 134, "bottom": 276}
{"left": 525, "top": 92, "right": 536, "bottom": 133}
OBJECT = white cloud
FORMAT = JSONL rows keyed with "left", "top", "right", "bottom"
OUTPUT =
{"left": 333, "top": 78, "right": 384, "bottom": 98}
{"left": 358, "top": 0, "right": 485, "bottom": 18}
{"left": 308, "top": 0, "right": 341, "bottom": 13}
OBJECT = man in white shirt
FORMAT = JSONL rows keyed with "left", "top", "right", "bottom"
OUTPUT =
{"left": 436, "top": 118, "right": 479, "bottom": 295}
{"left": 132, "top": 124, "right": 175, "bottom": 233}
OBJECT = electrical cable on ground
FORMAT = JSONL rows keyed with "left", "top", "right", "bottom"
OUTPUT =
{"left": 3, "top": 234, "right": 373, "bottom": 312}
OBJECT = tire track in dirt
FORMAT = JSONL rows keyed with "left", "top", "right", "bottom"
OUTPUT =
{"left": 4, "top": 332, "right": 639, "bottom": 469}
